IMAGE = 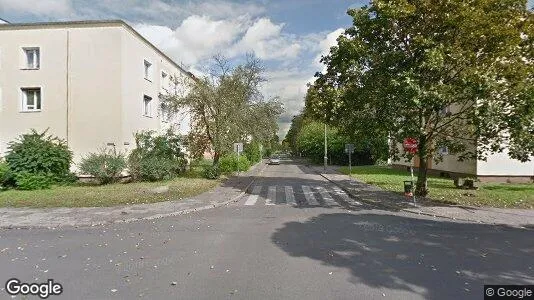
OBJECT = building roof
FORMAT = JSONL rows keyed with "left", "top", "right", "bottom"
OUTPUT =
{"left": 0, "top": 19, "right": 195, "bottom": 79}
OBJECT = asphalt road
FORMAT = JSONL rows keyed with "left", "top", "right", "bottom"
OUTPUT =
{"left": 1, "top": 160, "right": 533, "bottom": 300}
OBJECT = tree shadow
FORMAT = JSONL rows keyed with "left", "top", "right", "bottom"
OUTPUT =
{"left": 271, "top": 213, "right": 534, "bottom": 299}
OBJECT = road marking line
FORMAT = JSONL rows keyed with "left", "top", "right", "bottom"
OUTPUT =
{"left": 266, "top": 186, "right": 276, "bottom": 205}
{"left": 332, "top": 187, "right": 362, "bottom": 206}
{"left": 315, "top": 186, "right": 338, "bottom": 206}
{"left": 285, "top": 186, "right": 296, "bottom": 206}
{"left": 301, "top": 185, "right": 319, "bottom": 206}
{"left": 244, "top": 186, "right": 262, "bottom": 206}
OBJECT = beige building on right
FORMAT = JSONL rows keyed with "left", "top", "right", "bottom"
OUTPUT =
{"left": 392, "top": 148, "right": 533, "bottom": 183}
{"left": 391, "top": 108, "right": 533, "bottom": 183}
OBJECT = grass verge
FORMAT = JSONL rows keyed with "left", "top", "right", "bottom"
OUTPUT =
{"left": 0, "top": 177, "right": 220, "bottom": 208}
{"left": 339, "top": 165, "right": 534, "bottom": 209}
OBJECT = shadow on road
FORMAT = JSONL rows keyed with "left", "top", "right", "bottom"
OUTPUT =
{"left": 271, "top": 213, "right": 534, "bottom": 299}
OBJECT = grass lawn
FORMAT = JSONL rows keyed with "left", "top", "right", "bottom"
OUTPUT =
{"left": 0, "top": 177, "right": 220, "bottom": 208}
{"left": 339, "top": 165, "right": 534, "bottom": 209}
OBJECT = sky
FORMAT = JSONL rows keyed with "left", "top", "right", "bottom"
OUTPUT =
{"left": 1, "top": 0, "right": 533, "bottom": 138}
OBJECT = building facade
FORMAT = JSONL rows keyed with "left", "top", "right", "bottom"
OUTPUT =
{"left": 0, "top": 20, "right": 193, "bottom": 168}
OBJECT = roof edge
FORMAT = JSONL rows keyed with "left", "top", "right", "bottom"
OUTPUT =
{"left": 0, "top": 19, "right": 195, "bottom": 79}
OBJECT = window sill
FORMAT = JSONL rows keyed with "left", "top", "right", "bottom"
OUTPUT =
{"left": 144, "top": 78, "right": 152, "bottom": 83}
{"left": 143, "top": 115, "right": 153, "bottom": 118}
{"left": 20, "top": 110, "right": 42, "bottom": 113}
{"left": 20, "top": 68, "right": 40, "bottom": 71}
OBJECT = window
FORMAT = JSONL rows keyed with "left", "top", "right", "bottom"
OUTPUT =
{"left": 160, "top": 102, "right": 171, "bottom": 122}
{"left": 21, "top": 88, "right": 41, "bottom": 111}
{"left": 144, "top": 60, "right": 152, "bottom": 81}
{"left": 439, "top": 105, "right": 451, "bottom": 116}
{"left": 161, "top": 71, "right": 168, "bottom": 91}
{"left": 143, "top": 95, "right": 152, "bottom": 117}
{"left": 23, "top": 47, "right": 40, "bottom": 69}
{"left": 438, "top": 146, "right": 449, "bottom": 155}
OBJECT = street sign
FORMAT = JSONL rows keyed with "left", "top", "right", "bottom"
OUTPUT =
{"left": 233, "top": 143, "right": 243, "bottom": 154}
{"left": 345, "top": 144, "right": 355, "bottom": 179}
{"left": 403, "top": 138, "right": 418, "bottom": 154}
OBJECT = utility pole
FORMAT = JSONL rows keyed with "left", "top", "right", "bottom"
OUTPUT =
{"left": 324, "top": 114, "right": 328, "bottom": 171}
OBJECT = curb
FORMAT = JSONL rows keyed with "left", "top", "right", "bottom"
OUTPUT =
{"left": 2, "top": 163, "right": 266, "bottom": 230}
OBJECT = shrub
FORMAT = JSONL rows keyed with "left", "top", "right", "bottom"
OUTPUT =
{"left": 202, "top": 164, "right": 220, "bottom": 179}
{"left": 128, "top": 130, "right": 187, "bottom": 181}
{"left": 218, "top": 154, "right": 250, "bottom": 174}
{"left": 244, "top": 142, "right": 262, "bottom": 163}
{"left": 14, "top": 172, "right": 52, "bottom": 190}
{"left": 5, "top": 130, "right": 72, "bottom": 183}
{"left": 79, "top": 149, "right": 126, "bottom": 184}
{"left": 238, "top": 156, "right": 251, "bottom": 172}
{"left": 0, "top": 161, "right": 12, "bottom": 188}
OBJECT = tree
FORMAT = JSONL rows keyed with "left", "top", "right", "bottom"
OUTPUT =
{"left": 312, "top": 0, "right": 534, "bottom": 196}
{"left": 162, "top": 55, "right": 283, "bottom": 164}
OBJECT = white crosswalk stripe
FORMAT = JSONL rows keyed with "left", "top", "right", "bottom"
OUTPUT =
{"left": 332, "top": 187, "right": 362, "bottom": 206}
{"left": 301, "top": 185, "right": 319, "bottom": 206}
{"left": 285, "top": 186, "right": 296, "bottom": 206}
{"left": 266, "top": 186, "right": 276, "bottom": 205}
{"left": 244, "top": 186, "right": 262, "bottom": 206}
{"left": 315, "top": 186, "right": 339, "bottom": 206}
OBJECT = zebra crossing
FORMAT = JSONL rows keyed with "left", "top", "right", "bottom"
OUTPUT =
{"left": 239, "top": 185, "right": 362, "bottom": 207}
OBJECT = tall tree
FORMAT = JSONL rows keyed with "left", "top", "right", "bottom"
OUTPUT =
{"left": 312, "top": 0, "right": 534, "bottom": 196}
{"left": 162, "top": 55, "right": 283, "bottom": 164}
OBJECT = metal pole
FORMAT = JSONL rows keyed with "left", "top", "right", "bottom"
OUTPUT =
{"left": 411, "top": 157, "right": 416, "bottom": 206}
{"left": 237, "top": 148, "right": 240, "bottom": 175}
{"left": 324, "top": 115, "right": 327, "bottom": 171}
{"left": 349, "top": 151, "right": 352, "bottom": 179}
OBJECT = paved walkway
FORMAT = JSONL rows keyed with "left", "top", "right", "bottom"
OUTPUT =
{"left": 0, "top": 162, "right": 266, "bottom": 229}
{"left": 307, "top": 165, "right": 534, "bottom": 228}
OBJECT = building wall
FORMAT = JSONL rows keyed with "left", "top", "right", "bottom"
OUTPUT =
{"left": 0, "top": 27, "right": 69, "bottom": 157}
{"left": 120, "top": 27, "right": 191, "bottom": 155}
{"left": 68, "top": 26, "right": 123, "bottom": 163}
{"left": 477, "top": 150, "right": 534, "bottom": 177}
{"left": 0, "top": 22, "right": 192, "bottom": 170}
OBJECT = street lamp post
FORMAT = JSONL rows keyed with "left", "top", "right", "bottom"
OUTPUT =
{"left": 324, "top": 114, "right": 327, "bottom": 171}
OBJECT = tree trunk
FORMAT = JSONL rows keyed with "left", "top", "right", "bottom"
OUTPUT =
{"left": 415, "top": 156, "right": 429, "bottom": 197}
{"left": 213, "top": 152, "right": 220, "bottom": 165}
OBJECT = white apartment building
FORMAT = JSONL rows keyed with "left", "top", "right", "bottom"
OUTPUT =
{"left": 0, "top": 20, "right": 193, "bottom": 167}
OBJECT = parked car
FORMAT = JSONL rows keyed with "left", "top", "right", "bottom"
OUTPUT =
{"left": 268, "top": 156, "right": 280, "bottom": 165}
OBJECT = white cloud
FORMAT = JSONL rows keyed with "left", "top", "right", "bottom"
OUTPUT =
{"left": 314, "top": 28, "right": 344, "bottom": 70}
{"left": 136, "top": 15, "right": 245, "bottom": 66}
{"left": 232, "top": 18, "right": 301, "bottom": 60}
{"left": 136, "top": 15, "right": 306, "bottom": 66}
{"left": 262, "top": 69, "right": 315, "bottom": 137}
{"left": 0, "top": 0, "right": 73, "bottom": 16}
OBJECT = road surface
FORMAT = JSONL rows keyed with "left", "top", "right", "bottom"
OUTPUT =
{"left": 1, "top": 160, "right": 532, "bottom": 299}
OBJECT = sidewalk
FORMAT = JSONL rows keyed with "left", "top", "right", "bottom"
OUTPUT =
{"left": 307, "top": 164, "right": 534, "bottom": 228}
{"left": 0, "top": 162, "right": 266, "bottom": 229}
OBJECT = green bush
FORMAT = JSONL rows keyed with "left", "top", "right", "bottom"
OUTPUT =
{"left": 5, "top": 130, "right": 73, "bottom": 183}
{"left": 202, "top": 164, "right": 220, "bottom": 179}
{"left": 218, "top": 154, "right": 251, "bottom": 174}
{"left": 14, "top": 172, "right": 52, "bottom": 190}
{"left": 238, "top": 156, "right": 251, "bottom": 171}
{"left": 128, "top": 130, "right": 187, "bottom": 181}
{"left": 244, "top": 142, "right": 262, "bottom": 163}
{"left": 79, "top": 149, "right": 126, "bottom": 184}
{"left": 0, "top": 161, "right": 12, "bottom": 188}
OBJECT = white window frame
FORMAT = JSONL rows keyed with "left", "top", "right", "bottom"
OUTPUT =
{"left": 22, "top": 47, "right": 40, "bottom": 70}
{"left": 143, "top": 95, "right": 152, "bottom": 117}
{"left": 439, "top": 105, "right": 451, "bottom": 116}
{"left": 144, "top": 60, "right": 152, "bottom": 81}
{"left": 21, "top": 87, "right": 42, "bottom": 112}
{"left": 161, "top": 71, "right": 168, "bottom": 91}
